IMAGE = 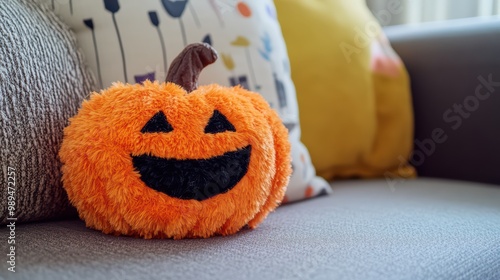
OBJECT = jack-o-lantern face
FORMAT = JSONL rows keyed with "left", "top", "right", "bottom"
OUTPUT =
{"left": 132, "top": 109, "right": 251, "bottom": 201}
{"left": 59, "top": 43, "right": 291, "bottom": 239}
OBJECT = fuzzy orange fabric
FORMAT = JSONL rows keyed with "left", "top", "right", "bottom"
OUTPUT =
{"left": 59, "top": 81, "right": 291, "bottom": 239}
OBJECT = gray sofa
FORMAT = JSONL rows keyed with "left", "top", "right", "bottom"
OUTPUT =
{"left": 3, "top": 18, "right": 500, "bottom": 280}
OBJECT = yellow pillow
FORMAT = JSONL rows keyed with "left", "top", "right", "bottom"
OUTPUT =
{"left": 275, "top": 0, "right": 415, "bottom": 180}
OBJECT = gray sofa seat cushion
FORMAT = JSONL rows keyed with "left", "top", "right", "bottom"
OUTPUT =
{"left": 2, "top": 178, "right": 500, "bottom": 280}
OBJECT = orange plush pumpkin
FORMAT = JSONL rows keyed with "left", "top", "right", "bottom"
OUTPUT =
{"left": 59, "top": 43, "right": 291, "bottom": 239}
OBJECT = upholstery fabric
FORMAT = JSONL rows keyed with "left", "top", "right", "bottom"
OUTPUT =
{"left": 0, "top": 0, "right": 96, "bottom": 224}
{"left": 386, "top": 18, "right": 500, "bottom": 186}
{"left": 274, "top": 0, "right": 415, "bottom": 180}
{"left": 40, "top": 0, "right": 330, "bottom": 203}
{"left": 2, "top": 178, "right": 499, "bottom": 280}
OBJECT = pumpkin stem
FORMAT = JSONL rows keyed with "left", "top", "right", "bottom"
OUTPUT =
{"left": 166, "top": 43, "right": 218, "bottom": 92}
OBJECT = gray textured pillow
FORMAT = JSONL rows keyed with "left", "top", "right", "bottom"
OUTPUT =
{"left": 0, "top": 0, "right": 96, "bottom": 224}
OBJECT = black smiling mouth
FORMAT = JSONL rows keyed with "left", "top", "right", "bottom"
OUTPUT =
{"left": 132, "top": 145, "right": 251, "bottom": 201}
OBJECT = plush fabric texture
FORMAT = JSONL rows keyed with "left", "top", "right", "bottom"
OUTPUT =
{"left": 59, "top": 80, "right": 292, "bottom": 239}
{"left": 44, "top": 0, "right": 331, "bottom": 202}
{"left": 275, "top": 0, "right": 415, "bottom": 180}
{"left": 2, "top": 178, "right": 500, "bottom": 279}
{"left": 131, "top": 145, "right": 251, "bottom": 200}
{"left": 0, "top": 0, "right": 96, "bottom": 225}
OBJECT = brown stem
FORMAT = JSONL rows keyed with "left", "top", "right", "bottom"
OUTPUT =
{"left": 166, "top": 43, "right": 218, "bottom": 92}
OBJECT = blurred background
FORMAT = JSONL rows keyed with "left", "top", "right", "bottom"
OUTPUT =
{"left": 366, "top": 0, "right": 500, "bottom": 26}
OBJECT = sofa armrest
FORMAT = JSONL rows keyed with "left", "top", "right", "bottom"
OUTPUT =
{"left": 385, "top": 17, "right": 500, "bottom": 185}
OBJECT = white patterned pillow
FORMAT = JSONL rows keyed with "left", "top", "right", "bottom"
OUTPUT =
{"left": 45, "top": 0, "right": 331, "bottom": 202}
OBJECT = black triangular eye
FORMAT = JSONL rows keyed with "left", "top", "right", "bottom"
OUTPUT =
{"left": 204, "top": 110, "right": 236, "bottom": 134}
{"left": 141, "top": 111, "right": 173, "bottom": 133}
